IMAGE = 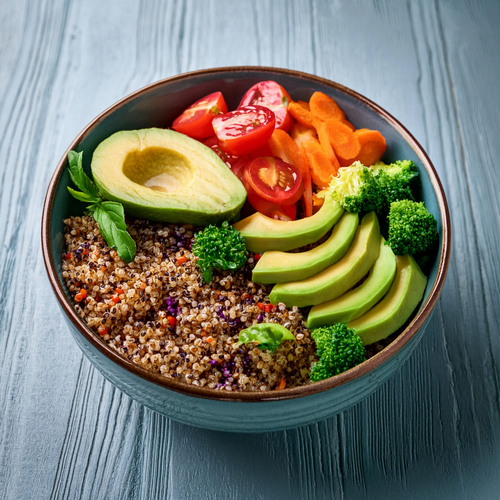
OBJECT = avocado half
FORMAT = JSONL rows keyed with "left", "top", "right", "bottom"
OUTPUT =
{"left": 91, "top": 128, "right": 247, "bottom": 225}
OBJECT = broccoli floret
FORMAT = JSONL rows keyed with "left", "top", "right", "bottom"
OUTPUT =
{"left": 328, "top": 162, "right": 384, "bottom": 213}
{"left": 310, "top": 324, "right": 365, "bottom": 382}
{"left": 192, "top": 221, "right": 247, "bottom": 283}
{"left": 372, "top": 160, "right": 419, "bottom": 213}
{"left": 386, "top": 200, "right": 438, "bottom": 255}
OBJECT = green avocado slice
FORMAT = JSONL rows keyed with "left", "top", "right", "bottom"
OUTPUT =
{"left": 269, "top": 212, "right": 381, "bottom": 308}
{"left": 252, "top": 211, "right": 359, "bottom": 284}
{"left": 233, "top": 194, "right": 343, "bottom": 253}
{"left": 348, "top": 254, "right": 427, "bottom": 346}
{"left": 91, "top": 128, "right": 247, "bottom": 226}
{"left": 307, "top": 237, "right": 396, "bottom": 328}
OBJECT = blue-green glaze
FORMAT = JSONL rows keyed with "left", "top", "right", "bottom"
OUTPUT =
{"left": 44, "top": 68, "right": 449, "bottom": 433}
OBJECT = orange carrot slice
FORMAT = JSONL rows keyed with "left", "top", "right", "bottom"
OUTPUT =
{"left": 288, "top": 101, "right": 314, "bottom": 128}
{"left": 302, "top": 140, "right": 338, "bottom": 189}
{"left": 325, "top": 119, "right": 361, "bottom": 166}
{"left": 313, "top": 118, "right": 340, "bottom": 170}
{"left": 309, "top": 92, "right": 346, "bottom": 122}
{"left": 342, "top": 119, "right": 356, "bottom": 131}
{"left": 268, "top": 129, "right": 313, "bottom": 217}
{"left": 289, "top": 122, "right": 317, "bottom": 147}
{"left": 352, "top": 129, "right": 387, "bottom": 166}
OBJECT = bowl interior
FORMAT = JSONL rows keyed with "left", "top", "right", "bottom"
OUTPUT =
{"left": 46, "top": 67, "right": 448, "bottom": 400}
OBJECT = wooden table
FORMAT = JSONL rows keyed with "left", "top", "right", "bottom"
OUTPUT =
{"left": 1, "top": 0, "right": 499, "bottom": 498}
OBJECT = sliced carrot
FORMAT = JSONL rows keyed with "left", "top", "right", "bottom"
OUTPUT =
{"left": 309, "top": 91, "right": 346, "bottom": 122}
{"left": 302, "top": 140, "right": 338, "bottom": 189}
{"left": 288, "top": 101, "right": 314, "bottom": 128}
{"left": 325, "top": 119, "right": 361, "bottom": 166}
{"left": 268, "top": 129, "right": 313, "bottom": 217}
{"left": 313, "top": 118, "right": 341, "bottom": 171}
{"left": 352, "top": 128, "right": 387, "bottom": 166}
{"left": 312, "top": 193, "right": 324, "bottom": 208}
{"left": 289, "top": 122, "right": 317, "bottom": 147}
{"left": 342, "top": 119, "right": 356, "bottom": 131}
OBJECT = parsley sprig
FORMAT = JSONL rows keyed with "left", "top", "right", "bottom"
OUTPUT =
{"left": 66, "top": 150, "right": 136, "bottom": 263}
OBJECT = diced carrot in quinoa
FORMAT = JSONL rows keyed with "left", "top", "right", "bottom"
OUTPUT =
{"left": 352, "top": 128, "right": 387, "bottom": 166}
{"left": 309, "top": 91, "right": 346, "bottom": 122}
{"left": 277, "top": 378, "right": 286, "bottom": 390}
{"left": 325, "top": 119, "right": 361, "bottom": 165}
{"left": 288, "top": 100, "right": 314, "bottom": 128}
{"left": 177, "top": 255, "right": 188, "bottom": 265}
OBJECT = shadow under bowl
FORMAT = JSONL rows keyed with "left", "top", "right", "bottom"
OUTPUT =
{"left": 42, "top": 67, "right": 450, "bottom": 433}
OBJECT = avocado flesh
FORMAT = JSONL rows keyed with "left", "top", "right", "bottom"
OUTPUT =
{"left": 91, "top": 128, "right": 247, "bottom": 225}
{"left": 348, "top": 254, "right": 427, "bottom": 346}
{"left": 252, "top": 212, "right": 359, "bottom": 284}
{"left": 307, "top": 237, "right": 396, "bottom": 328}
{"left": 269, "top": 212, "right": 381, "bottom": 308}
{"left": 233, "top": 194, "right": 343, "bottom": 253}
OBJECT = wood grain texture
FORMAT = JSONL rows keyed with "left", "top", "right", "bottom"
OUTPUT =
{"left": 1, "top": 0, "right": 500, "bottom": 498}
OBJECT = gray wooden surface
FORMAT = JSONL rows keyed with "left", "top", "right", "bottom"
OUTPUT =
{"left": 1, "top": 0, "right": 500, "bottom": 498}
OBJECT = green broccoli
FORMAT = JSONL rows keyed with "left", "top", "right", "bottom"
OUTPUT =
{"left": 192, "top": 221, "right": 248, "bottom": 283}
{"left": 386, "top": 200, "right": 438, "bottom": 255}
{"left": 310, "top": 324, "right": 365, "bottom": 382}
{"left": 328, "top": 162, "right": 384, "bottom": 214}
{"left": 372, "top": 160, "right": 419, "bottom": 213}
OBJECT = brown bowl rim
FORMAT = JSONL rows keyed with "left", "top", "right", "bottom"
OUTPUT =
{"left": 41, "top": 66, "right": 451, "bottom": 402}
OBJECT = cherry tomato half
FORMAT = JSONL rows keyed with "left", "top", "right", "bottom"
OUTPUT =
{"left": 212, "top": 105, "right": 275, "bottom": 156}
{"left": 203, "top": 136, "right": 244, "bottom": 167}
{"left": 247, "top": 189, "right": 297, "bottom": 221}
{"left": 173, "top": 92, "right": 228, "bottom": 139}
{"left": 238, "top": 81, "right": 293, "bottom": 132}
{"left": 244, "top": 156, "right": 303, "bottom": 206}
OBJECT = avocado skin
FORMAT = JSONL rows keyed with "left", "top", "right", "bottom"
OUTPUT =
{"left": 269, "top": 212, "right": 381, "bottom": 308}
{"left": 91, "top": 128, "right": 247, "bottom": 226}
{"left": 252, "top": 212, "right": 359, "bottom": 284}
{"left": 307, "top": 237, "right": 396, "bottom": 329}
{"left": 348, "top": 254, "right": 427, "bottom": 346}
{"left": 233, "top": 194, "right": 343, "bottom": 253}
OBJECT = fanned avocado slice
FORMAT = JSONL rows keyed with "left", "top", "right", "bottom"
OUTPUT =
{"left": 269, "top": 212, "right": 381, "bottom": 308}
{"left": 91, "top": 128, "right": 247, "bottom": 225}
{"left": 233, "top": 193, "right": 343, "bottom": 253}
{"left": 348, "top": 254, "right": 427, "bottom": 346}
{"left": 307, "top": 237, "right": 396, "bottom": 328}
{"left": 252, "top": 211, "right": 359, "bottom": 284}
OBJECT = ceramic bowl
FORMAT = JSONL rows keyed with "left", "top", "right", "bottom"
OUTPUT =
{"left": 42, "top": 67, "right": 450, "bottom": 433}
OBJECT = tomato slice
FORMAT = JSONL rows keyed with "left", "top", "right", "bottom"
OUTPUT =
{"left": 212, "top": 105, "right": 275, "bottom": 156}
{"left": 247, "top": 189, "right": 297, "bottom": 221}
{"left": 203, "top": 136, "right": 243, "bottom": 167}
{"left": 238, "top": 81, "right": 292, "bottom": 132}
{"left": 243, "top": 156, "right": 303, "bottom": 206}
{"left": 173, "top": 92, "right": 228, "bottom": 139}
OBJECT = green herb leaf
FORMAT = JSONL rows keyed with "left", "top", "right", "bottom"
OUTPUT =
{"left": 92, "top": 205, "right": 136, "bottom": 263}
{"left": 67, "top": 187, "right": 100, "bottom": 204}
{"left": 67, "top": 150, "right": 100, "bottom": 200}
{"left": 237, "top": 324, "right": 295, "bottom": 353}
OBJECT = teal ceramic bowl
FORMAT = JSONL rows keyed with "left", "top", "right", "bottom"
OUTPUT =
{"left": 42, "top": 67, "right": 450, "bottom": 433}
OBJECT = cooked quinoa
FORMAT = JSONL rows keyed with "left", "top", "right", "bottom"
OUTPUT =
{"left": 62, "top": 216, "right": 318, "bottom": 391}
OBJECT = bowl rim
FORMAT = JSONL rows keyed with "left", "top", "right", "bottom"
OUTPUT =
{"left": 41, "top": 66, "right": 451, "bottom": 402}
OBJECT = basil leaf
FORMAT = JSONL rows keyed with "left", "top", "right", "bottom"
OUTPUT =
{"left": 67, "top": 150, "right": 100, "bottom": 199}
{"left": 67, "top": 187, "right": 100, "bottom": 204}
{"left": 237, "top": 324, "right": 295, "bottom": 353}
{"left": 92, "top": 204, "right": 136, "bottom": 263}
{"left": 101, "top": 201, "right": 127, "bottom": 231}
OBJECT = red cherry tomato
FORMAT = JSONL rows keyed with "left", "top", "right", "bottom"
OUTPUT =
{"left": 212, "top": 105, "right": 275, "bottom": 156}
{"left": 238, "top": 81, "right": 292, "bottom": 132}
{"left": 243, "top": 157, "right": 303, "bottom": 206}
{"left": 246, "top": 189, "right": 297, "bottom": 221}
{"left": 173, "top": 92, "right": 228, "bottom": 139}
{"left": 203, "top": 136, "right": 244, "bottom": 167}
